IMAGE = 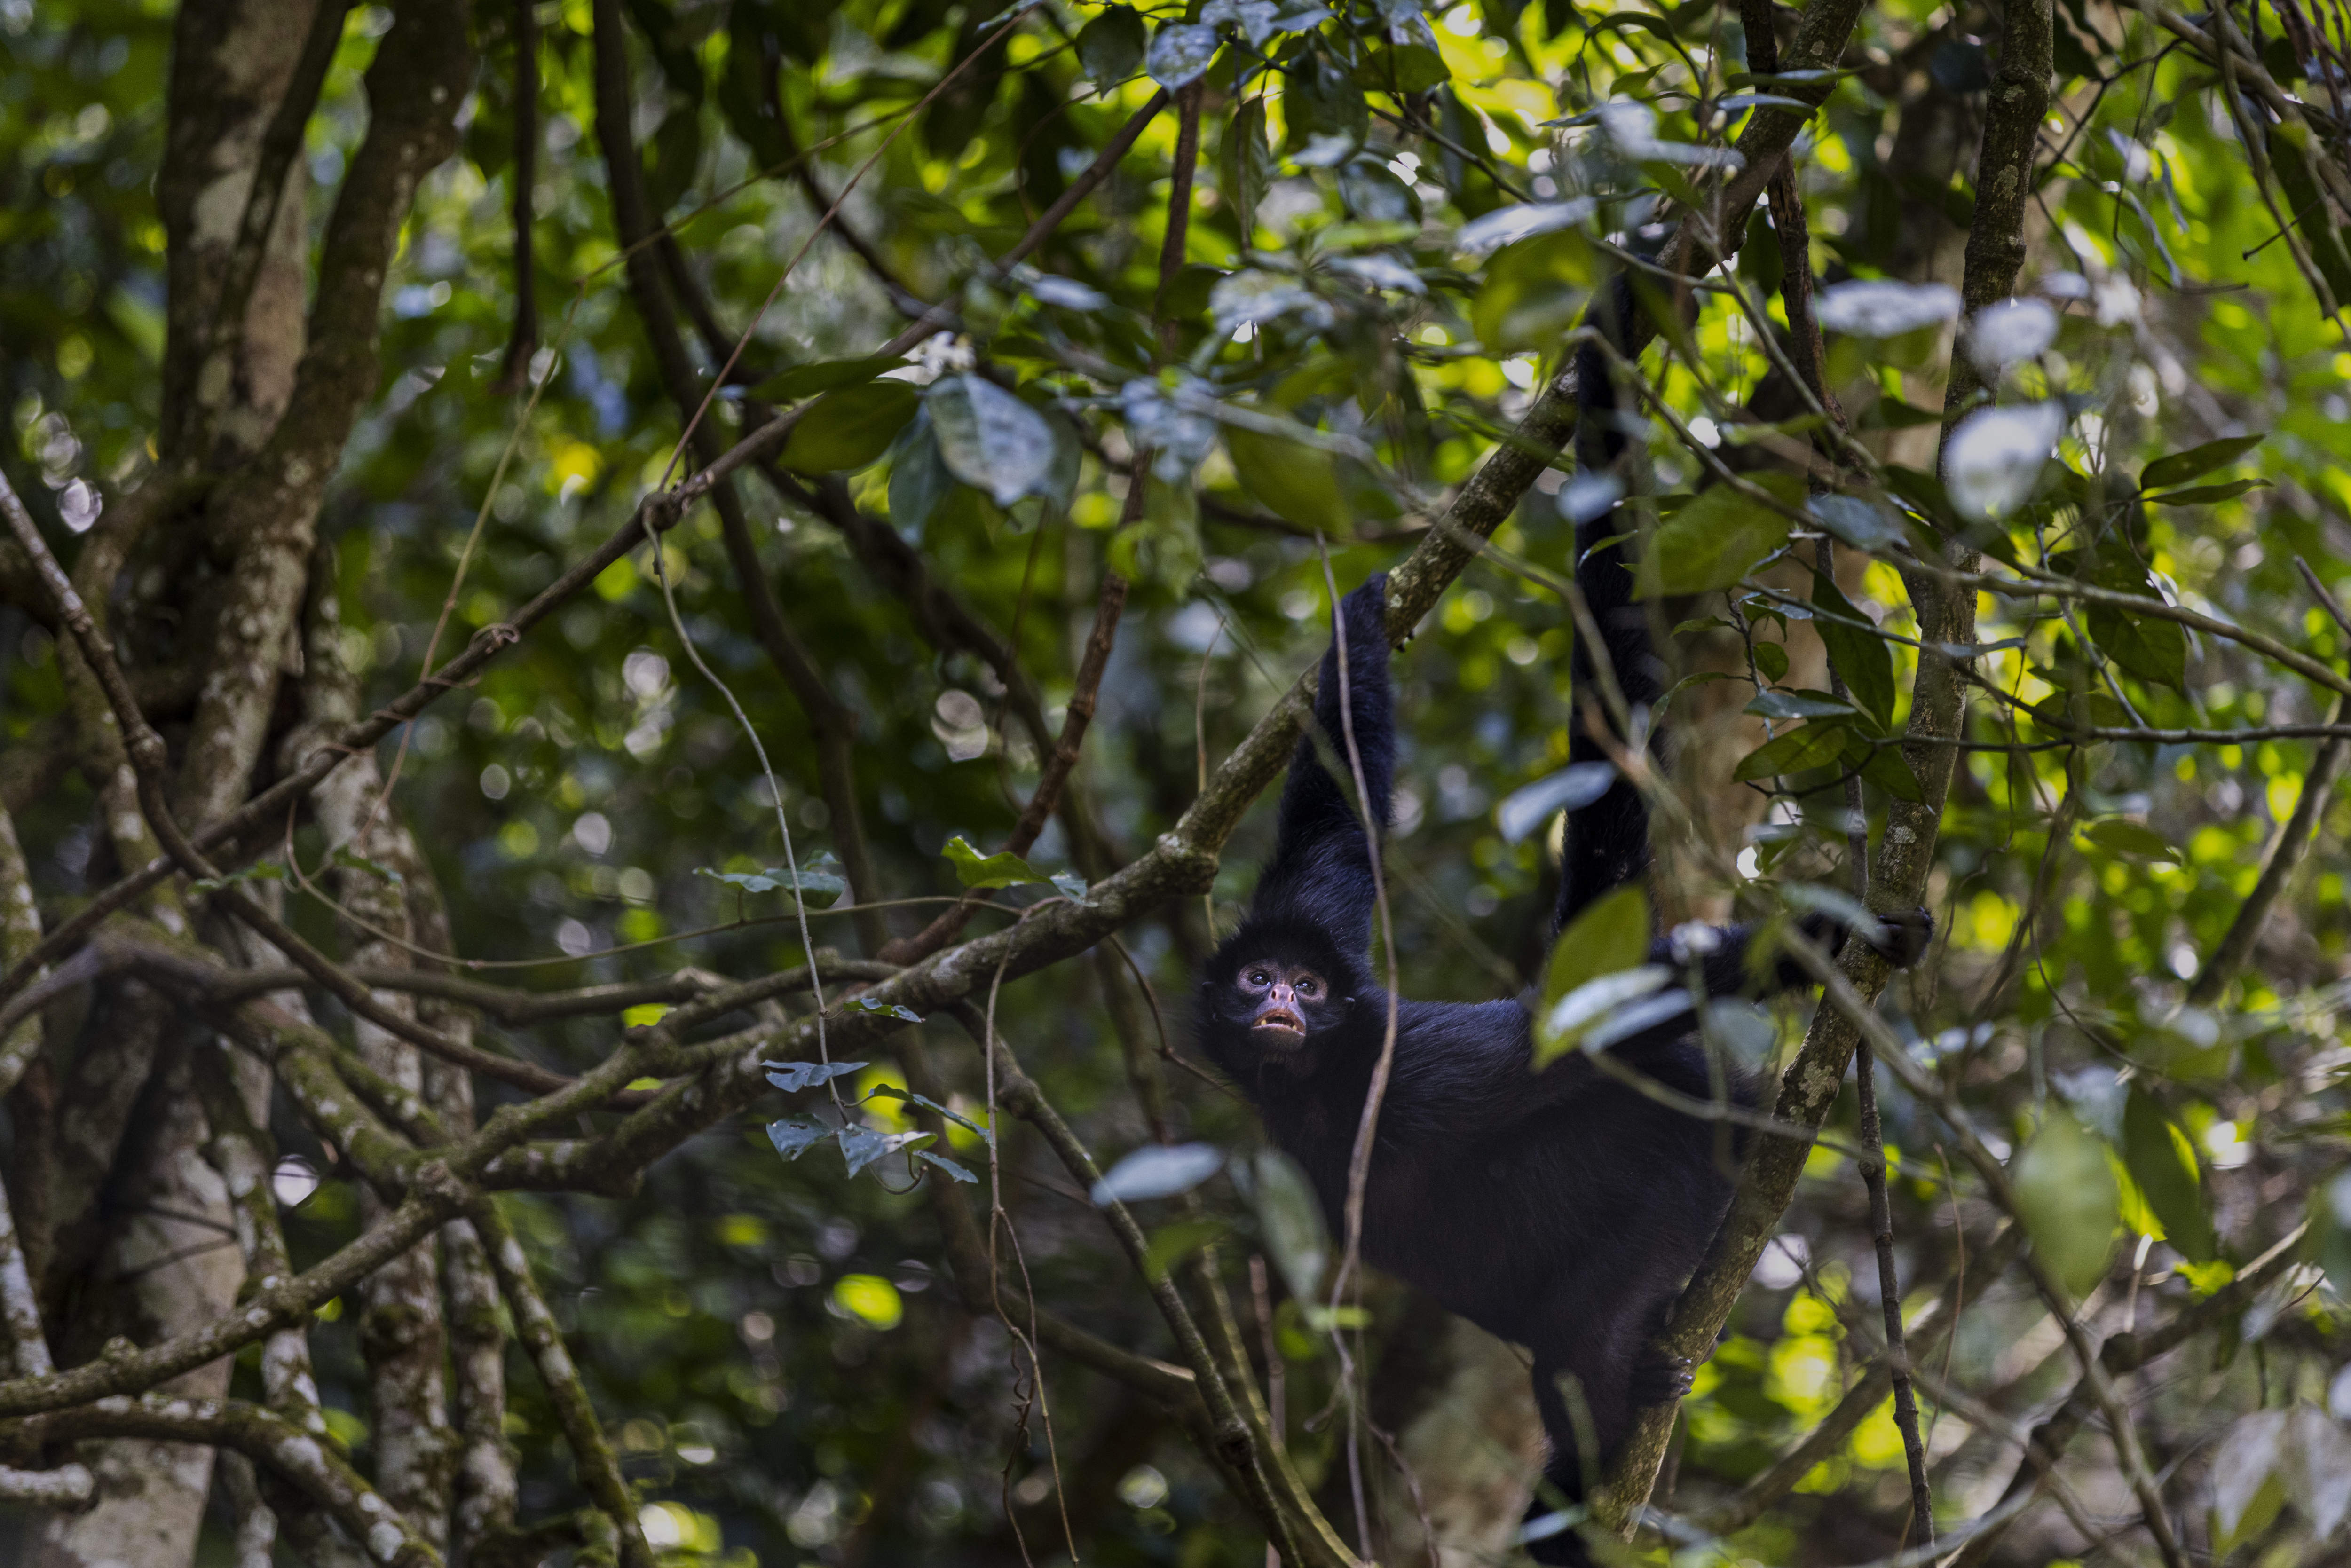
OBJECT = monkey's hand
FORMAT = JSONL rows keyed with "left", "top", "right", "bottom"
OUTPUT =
{"left": 1864, "top": 906, "right": 1935, "bottom": 969}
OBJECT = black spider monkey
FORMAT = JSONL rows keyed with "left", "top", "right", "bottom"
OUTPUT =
{"left": 1198, "top": 316, "right": 1931, "bottom": 1563}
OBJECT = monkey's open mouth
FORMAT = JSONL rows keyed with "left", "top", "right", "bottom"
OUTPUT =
{"left": 1253, "top": 1009, "right": 1306, "bottom": 1041}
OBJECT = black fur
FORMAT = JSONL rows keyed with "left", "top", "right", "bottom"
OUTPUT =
{"left": 1199, "top": 570, "right": 1929, "bottom": 1566}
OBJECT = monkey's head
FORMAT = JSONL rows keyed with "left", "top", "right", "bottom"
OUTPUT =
{"left": 1201, "top": 919, "right": 1357, "bottom": 1067}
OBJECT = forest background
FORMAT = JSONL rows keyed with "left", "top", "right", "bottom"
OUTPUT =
{"left": 2, "top": 0, "right": 2350, "bottom": 1563}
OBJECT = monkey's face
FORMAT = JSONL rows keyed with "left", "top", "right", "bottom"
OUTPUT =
{"left": 1228, "top": 958, "right": 1344, "bottom": 1055}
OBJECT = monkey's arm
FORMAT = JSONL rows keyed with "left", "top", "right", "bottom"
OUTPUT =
{"left": 1249, "top": 575, "right": 1396, "bottom": 955}
{"left": 1651, "top": 907, "right": 1935, "bottom": 998}
{"left": 1376, "top": 908, "right": 1938, "bottom": 1143}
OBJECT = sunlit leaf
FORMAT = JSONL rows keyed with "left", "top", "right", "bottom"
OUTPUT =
{"left": 941, "top": 836, "right": 1047, "bottom": 889}
{"left": 2143, "top": 477, "right": 2270, "bottom": 505}
{"left": 1075, "top": 5, "right": 1147, "bottom": 85}
{"left": 1732, "top": 720, "right": 1851, "bottom": 782}
{"left": 2011, "top": 1111, "right": 2120, "bottom": 1300}
{"left": 781, "top": 380, "right": 919, "bottom": 473}
{"left": 2080, "top": 819, "right": 2179, "bottom": 862}
{"left": 1810, "top": 570, "right": 1896, "bottom": 727}
{"left": 1636, "top": 479, "right": 1797, "bottom": 596}
{"left": 748, "top": 355, "right": 908, "bottom": 404}
{"left": 1536, "top": 884, "right": 1653, "bottom": 1065}
{"left": 1225, "top": 424, "right": 1349, "bottom": 535}
{"left": 2139, "top": 434, "right": 2264, "bottom": 492}
{"left": 1142, "top": 1218, "right": 1228, "bottom": 1281}
{"left": 2122, "top": 1087, "right": 2214, "bottom": 1261}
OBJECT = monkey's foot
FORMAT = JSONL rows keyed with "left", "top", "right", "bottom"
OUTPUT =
{"left": 1631, "top": 1356, "right": 1695, "bottom": 1404}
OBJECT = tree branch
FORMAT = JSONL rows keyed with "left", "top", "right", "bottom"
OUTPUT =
{"left": 19, "top": 1394, "right": 439, "bottom": 1566}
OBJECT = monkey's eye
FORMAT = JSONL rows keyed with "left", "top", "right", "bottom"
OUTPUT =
{"left": 1247, "top": 969, "right": 1270, "bottom": 987}
{"left": 1296, "top": 977, "right": 1318, "bottom": 995}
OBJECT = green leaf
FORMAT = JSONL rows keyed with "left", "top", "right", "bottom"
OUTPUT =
{"left": 2081, "top": 818, "right": 2180, "bottom": 862}
{"left": 766, "top": 1118, "right": 832, "bottom": 1160}
{"left": 1253, "top": 1148, "right": 1330, "bottom": 1304}
{"left": 2122, "top": 1087, "right": 2214, "bottom": 1261}
{"left": 1468, "top": 230, "right": 1594, "bottom": 351}
{"left": 2211, "top": 1410, "right": 2289, "bottom": 1550}
{"left": 2011, "top": 1111, "right": 2121, "bottom": 1299}
{"left": 927, "top": 375, "right": 1063, "bottom": 508}
{"left": 1732, "top": 720, "right": 1852, "bottom": 782}
{"left": 1810, "top": 570, "right": 1896, "bottom": 727}
{"left": 1856, "top": 395, "right": 1945, "bottom": 430}
{"left": 643, "top": 106, "right": 703, "bottom": 220}
{"left": 766, "top": 1060, "right": 868, "bottom": 1093}
{"left": 1224, "top": 423, "right": 1350, "bottom": 535}
{"left": 1142, "top": 1218, "right": 1228, "bottom": 1281}
{"left": 1221, "top": 97, "right": 1273, "bottom": 240}
{"left": 2084, "top": 603, "right": 2186, "bottom": 689}
{"left": 1075, "top": 4, "right": 1146, "bottom": 86}
{"left": 2051, "top": 543, "right": 2187, "bottom": 689}
{"left": 914, "top": 1148, "right": 978, "bottom": 1183}
{"left": 328, "top": 843, "right": 405, "bottom": 886}
{"left": 1636, "top": 478, "right": 1798, "bottom": 596}
{"left": 848, "top": 997, "right": 924, "bottom": 1023}
{"left": 190, "top": 859, "right": 286, "bottom": 895}
{"left": 748, "top": 354, "right": 908, "bottom": 404}
{"left": 1879, "top": 465, "right": 1961, "bottom": 532}
{"left": 2138, "top": 434, "right": 2263, "bottom": 492}
{"left": 1752, "top": 641, "right": 1789, "bottom": 682}
{"left": 940, "top": 835, "right": 1048, "bottom": 889}
{"left": 1282, "top": 39, "right": 1369, "bottom": 156}
{"left": 1534, "top": 884, "right": 1654, "bottom": 1065}
{"left": 1808, "top": 493, "right": 1910, "bottom": 552}
{"left": 1745, "top": 689, "right": 1852, "bottom": 720}
{"left": 694, "top": 856, "right": 848, "bottom": 902}
{"left": 886, "top": 411, "right": 959, "bottom": 536}
{"left": 865, "top": 1084, "right": 994, "bottom": 1145}
{"left": 1855, "top": 740, "right": 1925, "bottom": 801}
{"left": 2143, "top": 478, "right": 2270, "bottom": 506}
{"left": 839, "top": 1123, "right": 934, "bottom": 1178}
{"left": 1351, "top": 42, "right": 1450, "bottom": 92}
{"left": 781, "top": 380, "right": 919, "bottom": 473}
